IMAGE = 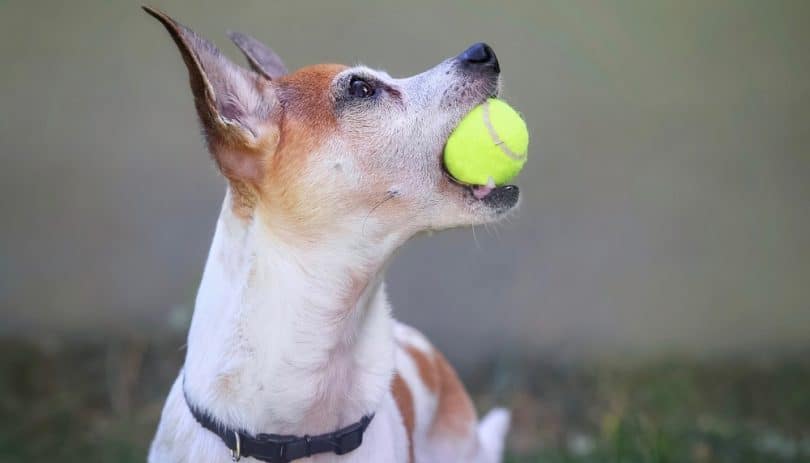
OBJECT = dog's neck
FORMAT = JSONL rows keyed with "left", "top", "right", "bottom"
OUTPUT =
{"left": 183, "top": 189, "right": 401, "bottom": 436}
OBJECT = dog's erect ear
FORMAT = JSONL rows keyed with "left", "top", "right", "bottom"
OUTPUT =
{"left": 143, "top": 7, "right": 278, "bottom": 183}
{"left": 228, "top": 31, "right": 288, "bottom": 80}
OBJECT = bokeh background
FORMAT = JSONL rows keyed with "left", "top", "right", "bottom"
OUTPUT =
{"left": 1, "top": 1, "right": 808, "bottom": 462}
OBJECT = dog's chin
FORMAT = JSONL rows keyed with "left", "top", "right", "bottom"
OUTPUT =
{"left": 428, "top": 160, "right": 519, "bottom": 229}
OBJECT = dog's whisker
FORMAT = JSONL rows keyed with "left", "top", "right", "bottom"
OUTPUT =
{"left": 361, "top": 190, "right": 398, "bottom": 236}
{"left": 471, "top": 222, "right": 481, "bottom": 249}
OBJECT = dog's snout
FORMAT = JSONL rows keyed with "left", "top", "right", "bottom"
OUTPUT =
{"left": 458, "top": 43, "right": 499, "bottom": 73}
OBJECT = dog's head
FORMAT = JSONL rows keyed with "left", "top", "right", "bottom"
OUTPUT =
{"left": 146, "top": 8, "right": 519, "bottom": 245}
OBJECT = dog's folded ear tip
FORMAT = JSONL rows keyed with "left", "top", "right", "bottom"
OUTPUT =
{"left": 227, "top": 31, "right": 288, "bottom": 79}
{"left": 227, "top": 31, "right": 244, "bottom": 45}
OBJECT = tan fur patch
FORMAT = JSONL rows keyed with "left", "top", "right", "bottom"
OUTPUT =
{"left": 228, "top": 180, "right": 261, "bottom": 218}
{"left": 432, "top": 350, "right": 477, "bottom": 438}
{"left": 276, "top": 64, "right": 347, "bottom": 129}
{"left": 404, "top": 345, "right": 440, "bottom": 393}
{"left": 399, "top": 336, "right": 478, "bottom": 440}
{"left": 251, "top": 64, "right": 349, "bottom": 238}
{"left": 391, "top": 373, "right": 415, "bottom": 463}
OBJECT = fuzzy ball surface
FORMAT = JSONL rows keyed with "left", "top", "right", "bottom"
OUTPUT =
{"left": 443, "top": 98, "right": 529, "bottom": 186}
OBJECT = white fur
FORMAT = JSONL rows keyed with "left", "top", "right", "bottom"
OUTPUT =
{"left": 149, "top": 185, "right": 509, "bottom": 462}
{"left": 150, "top": 190, "right": 409, "bottom": 462}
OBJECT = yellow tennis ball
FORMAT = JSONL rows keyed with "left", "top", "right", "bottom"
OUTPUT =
{"left": 443, "top": 98, "right": 529, "bottom": 186}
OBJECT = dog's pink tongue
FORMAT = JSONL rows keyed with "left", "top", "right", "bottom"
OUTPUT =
{"left": 472, "top": 185, "right": 494, "bottom": 199}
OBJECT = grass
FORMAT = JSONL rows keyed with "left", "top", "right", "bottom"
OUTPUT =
{"left": 0, "top": 338, "right": 808, "bottom": 462}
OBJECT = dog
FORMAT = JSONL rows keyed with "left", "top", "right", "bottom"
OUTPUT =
{"left": 144, "top": 7, "right": 517, "bottom": 463}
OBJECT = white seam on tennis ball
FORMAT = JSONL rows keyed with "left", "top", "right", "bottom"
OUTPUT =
{"left": 481, "top": 100, "right": 526, "bottom": 161}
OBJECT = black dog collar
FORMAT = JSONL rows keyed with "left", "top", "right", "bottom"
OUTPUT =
{"left": 183, "top": 386, "right": 374, "bottom": 462}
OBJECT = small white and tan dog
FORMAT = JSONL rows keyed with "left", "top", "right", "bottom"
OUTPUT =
{"left": 144, "top": 7, "right": 517, "bottom": 463}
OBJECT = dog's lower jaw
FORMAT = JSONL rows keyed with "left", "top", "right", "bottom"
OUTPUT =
{"left": 180, "top": 189, "right": 399, "bottom": 437}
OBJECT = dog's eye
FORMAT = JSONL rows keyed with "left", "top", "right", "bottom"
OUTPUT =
{"left": 348, "top": 77, "right": 375, "bottom": 98}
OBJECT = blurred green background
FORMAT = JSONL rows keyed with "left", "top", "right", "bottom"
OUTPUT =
{"left": 1, "top": 1, "right": 808, "bottom": 461}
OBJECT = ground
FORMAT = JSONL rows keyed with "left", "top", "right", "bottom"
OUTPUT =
{"left": 1, "top": 338, "right": 808, "bottom": 463}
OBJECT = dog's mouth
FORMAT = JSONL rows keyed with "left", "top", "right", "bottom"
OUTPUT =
{"left": 438, "top": 88, "right": 519, "bottom": 210}
{"left": 440, "top": 162, "right": 520, "bottom": 209}
{"left": 432, "top": 58, "right": 519, "bottom": 211}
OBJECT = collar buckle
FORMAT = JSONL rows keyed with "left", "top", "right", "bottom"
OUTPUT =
{"left": 230, "top": 431, "right": 242, "bottom": 461}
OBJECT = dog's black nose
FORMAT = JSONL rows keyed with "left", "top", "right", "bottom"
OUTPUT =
{"left": 458, "top": 43, "right": 499, "bottom": 73}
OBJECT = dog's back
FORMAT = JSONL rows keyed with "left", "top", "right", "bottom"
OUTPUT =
{"left": 394, "top": 323, "right": 510, "bottom": 463}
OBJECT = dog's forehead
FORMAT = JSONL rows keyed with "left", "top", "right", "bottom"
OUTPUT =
{"left": 275, "top": 63, "right": 348, "bottom": 127}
